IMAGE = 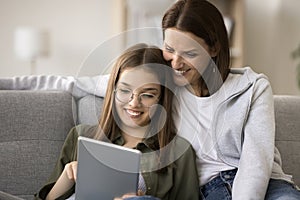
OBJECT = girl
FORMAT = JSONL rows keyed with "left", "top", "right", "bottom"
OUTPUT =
{"left": 34, "top": 43, "right": 199, "bottom": 200}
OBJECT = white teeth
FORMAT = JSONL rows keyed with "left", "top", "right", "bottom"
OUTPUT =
{"left": 174, "top": 70, "right": 187, "bottom": 75}
{"left": 126, "top": 109, "right": 141, "bottom": 116}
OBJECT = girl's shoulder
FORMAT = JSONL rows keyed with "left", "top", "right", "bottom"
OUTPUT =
{"left": 75, "top": 124, "right": 98, "bottom": 138}
{"left": 171, "top": 135, "right": 195, "bottom": 159}
{"left": 66, "top": 124, "right": 98, "bottom": 142}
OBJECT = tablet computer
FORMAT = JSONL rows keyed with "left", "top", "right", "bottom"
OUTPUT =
{"left": 75, "top": 136, "right": 141, "bottom": 200}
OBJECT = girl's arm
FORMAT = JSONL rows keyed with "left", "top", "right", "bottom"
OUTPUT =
{"left": 170, "top": 137, "right": 200, "bottom": 200}
{"left": 34, "top": 127, "right": 79, "bottom": 200}
{"left": 46, "top": 161, "right": 77, "bottom": 200}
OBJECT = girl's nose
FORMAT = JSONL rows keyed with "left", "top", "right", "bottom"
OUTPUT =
{"left": 128, "top": 93, "right": 141, "bottom": 107}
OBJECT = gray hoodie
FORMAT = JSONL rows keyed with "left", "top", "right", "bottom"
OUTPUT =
{"left": 199, "top": 67, "right": 292, "bottom": 199}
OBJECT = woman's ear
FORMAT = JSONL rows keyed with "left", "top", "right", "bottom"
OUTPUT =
{"left": 210, "top": 43, "right": 220, "bottom": 57}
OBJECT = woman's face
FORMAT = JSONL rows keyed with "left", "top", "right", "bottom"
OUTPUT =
{"left": 163, "top": 28, "right": 216, "bottom": 88}
{"left": 114, "top": 67, "right": 161, "bottom": 130}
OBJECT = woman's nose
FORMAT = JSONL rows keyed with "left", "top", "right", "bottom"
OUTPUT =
{"left": 171, "top": 54, "right": 183, "bottom": 69}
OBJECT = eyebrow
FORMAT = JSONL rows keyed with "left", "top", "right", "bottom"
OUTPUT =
{"left": 140, "top": 88, "right": 160, "bottom": 93}
{"left": 118, "top": 82, "right": 160, "bottom": 92}
{"left": 164, "top": 42, "right": 198, "bottom": 53}
{"left": 118, "top": 82, "right": 131, "bottom": 87}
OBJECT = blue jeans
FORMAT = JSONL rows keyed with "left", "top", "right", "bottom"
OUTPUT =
{"left": 200, "top": 169, "right": 237, "bottom": 200}
{"left": 200, "top": 169, "right": 300, "bottom": 200}
{"left": 265, "top": 179, "right": 300, "bottom": 200}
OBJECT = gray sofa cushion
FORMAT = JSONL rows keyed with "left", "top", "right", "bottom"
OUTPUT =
{"left": 77, "top": 95, "right": 104, "bottom": 125}
{"left": 0, "top": 91, "right": 75, "bottom": 200}
{"left": 274, "top": 95, "right": 300, "bottom": 186}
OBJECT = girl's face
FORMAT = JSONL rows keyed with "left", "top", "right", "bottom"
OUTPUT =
{"left": 114, "top": 67, "right": 161, "bottom": 130}
{"left": 163, "top": 28, "right": 216, "bottom": 89}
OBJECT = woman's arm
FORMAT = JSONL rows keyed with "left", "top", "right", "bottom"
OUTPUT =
{"left": 0, "top": 74, "right": 108, "bottom": 98}
{"left": 0, "top": 75, "right": 75, "bottom": 91}
{"left": 232, "top": 77, "right": 275, "bottom": 199}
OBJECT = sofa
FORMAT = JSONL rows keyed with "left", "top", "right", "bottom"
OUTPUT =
{"left": 0, "top": 90, "right": 299, "bottom": 200}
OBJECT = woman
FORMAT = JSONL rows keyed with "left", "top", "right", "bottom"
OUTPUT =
{"left": 34, "top": 43, "right": 199, "bottom": 200}
{"left": 161, "top": 0, "right": 300, "bottom": 199}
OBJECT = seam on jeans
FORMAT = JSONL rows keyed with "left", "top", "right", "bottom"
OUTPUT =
{"left": 225, "top": 182, "right": 232, "bottom": 193}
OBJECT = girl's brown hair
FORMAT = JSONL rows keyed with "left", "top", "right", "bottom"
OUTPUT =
{"left": 162, "top": 0, "right": 230, "bottom": 96}
{"left": 94, "top": 43, "right": 176, "bottom": 159}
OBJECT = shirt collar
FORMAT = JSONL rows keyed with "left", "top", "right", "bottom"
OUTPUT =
{"left": 111, "top": 131, "right": 159, "bottom": 152}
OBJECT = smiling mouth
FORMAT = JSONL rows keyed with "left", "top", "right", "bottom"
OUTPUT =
{"left": 174, "top": 69, "right": 190, "bottom": 75}
{"left": 126, "top": 109, "right": 143, "bottom": 117}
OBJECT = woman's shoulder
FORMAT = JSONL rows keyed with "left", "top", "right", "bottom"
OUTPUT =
{"left": 229, "top": 66, "right": 269, "bottom": 81}
{"left": 230, "top": 66, "right": 272, "bottom": 91}
{"left": 222, "top": 66, "right": 271, "bottom": 94}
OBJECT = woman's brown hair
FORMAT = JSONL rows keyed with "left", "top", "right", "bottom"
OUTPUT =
{"left": 94, "top": 43, "right": 176, "bottom": 160}
{"left": 162, "top": 0, "right": 230, "bottom": 96}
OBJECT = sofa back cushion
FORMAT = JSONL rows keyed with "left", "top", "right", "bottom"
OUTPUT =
{"left": 0, "top": 91, "right": 75, "bottom": 200}
{"left": 76, "top": 95, "right": 103, "bottom": 125}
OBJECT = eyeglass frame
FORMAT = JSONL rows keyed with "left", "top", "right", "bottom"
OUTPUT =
{"left": 114, "top": 87, "right": 161, "bottom": 107}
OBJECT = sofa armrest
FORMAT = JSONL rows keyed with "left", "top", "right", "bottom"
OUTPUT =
{"left": 274, "top": 95, "right": 300, "bottom": 186}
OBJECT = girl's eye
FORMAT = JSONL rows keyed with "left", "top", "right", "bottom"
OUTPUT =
{"left": 119, "top": 88, "right": 131, "bottom": 94}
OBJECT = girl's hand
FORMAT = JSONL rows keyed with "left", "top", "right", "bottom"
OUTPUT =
{"left": 63, "top": 161, "right": 78, "bottom": 182}
{"left": 45, "top": 161, "right": 78, "bottom": 200}
{"left": 114, "top": 193, "right": 137, "bottom": 200}
{"left": 114, "top": 190, "right": 145, "bottom": 200}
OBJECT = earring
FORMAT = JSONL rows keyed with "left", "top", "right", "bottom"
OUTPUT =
{"left": 213, "top": 66, "right": 216, "bottom": 73}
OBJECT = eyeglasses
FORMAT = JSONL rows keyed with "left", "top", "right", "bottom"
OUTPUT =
{"left": 114, "top": 88, "right": 160, "bottom": 107}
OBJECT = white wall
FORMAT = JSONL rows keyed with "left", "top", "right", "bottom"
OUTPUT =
{"left": 0, "top": 0, "right": 123, "bottom": 76}
{"left": 244, "top": 0, "right": 300, "bottom": 95}
{"left": 1, "top": 0, "right": 300, "bottom": 95}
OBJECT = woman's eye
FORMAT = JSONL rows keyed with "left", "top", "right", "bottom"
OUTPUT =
{"left": 165, "top": 46, "right": 174, "bottom": 53}
{"left": 140, "top": 93, "right": 155, "bottom": 99}
{"left": 185, "top": 52, "right": 197, "bottom": 58}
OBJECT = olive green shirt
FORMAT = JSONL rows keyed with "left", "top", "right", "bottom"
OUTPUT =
{"left": 34, "top": 125, "right": 199, "bottom": 200}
